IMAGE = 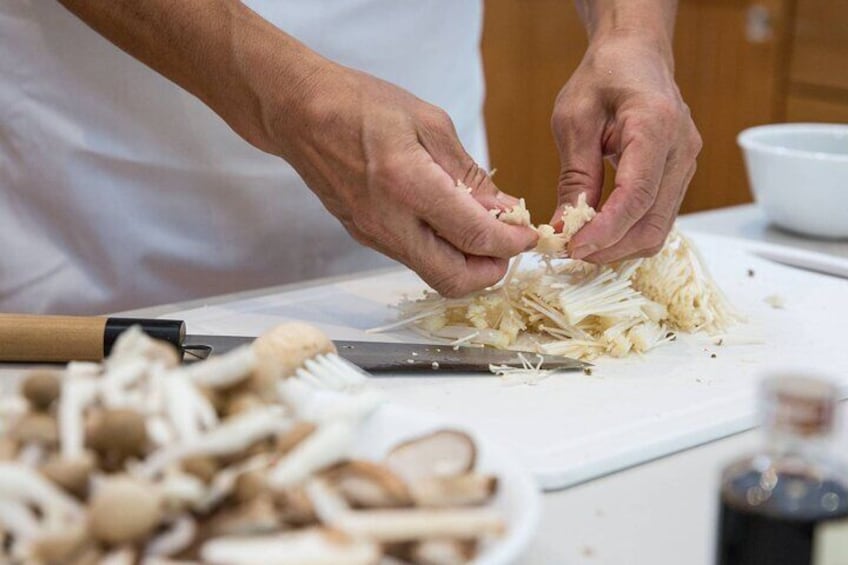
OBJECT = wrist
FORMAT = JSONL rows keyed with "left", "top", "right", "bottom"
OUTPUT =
{"left": 207, "top": 2, "right": 332, "bottom": 155}
{"left": 579, "top": 1, "right": 676, "bottom": 70}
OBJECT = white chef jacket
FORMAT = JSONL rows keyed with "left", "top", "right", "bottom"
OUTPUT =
{"left": 0, "top": 0, "right": 488, "bottom": 314}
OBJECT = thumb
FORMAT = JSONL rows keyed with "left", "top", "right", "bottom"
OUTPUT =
{"left": 550, "top": 112, "right": 605, "bottom": 228}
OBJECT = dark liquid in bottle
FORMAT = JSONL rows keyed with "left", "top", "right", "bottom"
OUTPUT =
{"left": 717, "top": 470, "right": 848, "bottom": 565}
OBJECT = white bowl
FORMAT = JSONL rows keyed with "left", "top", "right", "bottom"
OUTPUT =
{"left": 738, "top": 123, "right": 848, "bottom": 239}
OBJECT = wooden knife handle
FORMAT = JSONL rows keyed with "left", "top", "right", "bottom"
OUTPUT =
{"left": 0, "top": 314, "right": 185, "bottom": 363}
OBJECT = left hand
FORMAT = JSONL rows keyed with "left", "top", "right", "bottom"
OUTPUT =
{"left": 550, "top": 32, "right": 702, "bottom": 263}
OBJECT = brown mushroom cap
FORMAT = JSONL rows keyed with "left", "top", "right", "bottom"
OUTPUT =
{"left": 86, "top": 408, "right": 148, "bottom": 467}
{"left": 40, "top": 452, "right": 96, "bottom": 499}
{"left": 385, "top": 429, "right": 477, "bottom": 484}
{"left": 233, "top": 469, "right": 268, "bottom": 504}
{"left": 208, "top": 495, "right": 280, "bottom": 537}
{"left": 409, "top": 473, "right": 498, "bottom": 508}
{"left": 251, "top": 323, "right": 336, "bottom": 394}
{"left": 21, "top": 370, "right": 62, "bottom": 412}
{"left": 182, "top": 455, "right": 220, "bottom": 484}
{"left": 31, "top": 523, "right": 89, "bottom": 562}
{"left": 324, "top": 460, "right": 412, "bottom": 509}
{"left": 88, "top": 476, "right": 162, "bottom": 545}
{"left": 12, "top": 412, "right": 59, "bottom": 448}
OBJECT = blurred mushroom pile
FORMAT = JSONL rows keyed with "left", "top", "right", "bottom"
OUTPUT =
{"left": 0, "top": 323, "right": 504, "bottom": 564}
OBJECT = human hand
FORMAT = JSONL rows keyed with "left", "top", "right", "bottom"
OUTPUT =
{"left": 269, "top": 63, "right": 537, "bottom": 297}
{"left": 550, "top": 32, "right": 702, "bottom": 263}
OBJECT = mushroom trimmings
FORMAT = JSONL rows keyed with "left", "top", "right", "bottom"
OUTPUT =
{"left": 389, "top": 194, "right": 739, "bottom": 361}
{"left": 0, "top": 323, "right": 505, "bottom": 564}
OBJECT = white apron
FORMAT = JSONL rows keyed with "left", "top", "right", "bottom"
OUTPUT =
{"left": 0, "top": 0, "right": 487, "bottom": 314}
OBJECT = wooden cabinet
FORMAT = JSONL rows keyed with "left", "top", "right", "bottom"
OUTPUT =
{"left": 786, "top": 0, "right": 848, "bottom": 122}
{"left": 481, "top": 0, "right": 847, "bottom": 220}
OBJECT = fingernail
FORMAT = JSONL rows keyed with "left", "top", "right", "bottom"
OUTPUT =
{"left": 570, "top": 244, "right": 598, "bottom": 260}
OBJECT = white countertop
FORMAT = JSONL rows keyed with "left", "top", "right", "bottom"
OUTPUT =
{"left": 2, "top": 204, "right": 846, "bottom": 564}
{"left": 523, "top": 205, "right": 848, "bottom": 565}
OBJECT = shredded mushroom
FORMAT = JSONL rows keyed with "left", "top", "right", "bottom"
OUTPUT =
{"left": 387, "top": 193, "right": 740, "bottom": 363}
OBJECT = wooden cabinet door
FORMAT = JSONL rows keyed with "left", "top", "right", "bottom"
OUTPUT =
{"left": 482, "top": 0, "right": 793, "bottom": 218}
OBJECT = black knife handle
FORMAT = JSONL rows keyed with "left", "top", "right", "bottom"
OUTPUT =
{"left": 104, "top": 317, "right": 186, "bottom": 356}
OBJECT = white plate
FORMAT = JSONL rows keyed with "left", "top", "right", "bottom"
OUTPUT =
{"left": 350, "top": 401, "right": 541, "bottom": 565}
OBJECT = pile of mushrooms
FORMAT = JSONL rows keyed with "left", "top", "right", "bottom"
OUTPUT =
{"left": 0, "top": 322, "right": 504, "bottom": 564}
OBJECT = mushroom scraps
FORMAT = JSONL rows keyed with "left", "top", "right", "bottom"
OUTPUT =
{"left": 0, "top": 322, "right": 505, "bottom": 564}
{"left": 384, "top": 193, "right": 740, "bottom": 361}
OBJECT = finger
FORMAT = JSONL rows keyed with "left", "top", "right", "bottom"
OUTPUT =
{"left": 550, "top": 99, "right": 606, "bottom": 226}
{"left": 392, "top": 216, "right": 511, "bottom": 297}
{"left": 413, "top": 160, "right": 538, "bottom": 258}
{"left": 569, "top": 133, "right": 669, "bottom": 260}
{"left": 416, "top": 107, "right": 516, "bottom": 211}
{"left": 581, "top": 158, "right": 696, "bottom": 263}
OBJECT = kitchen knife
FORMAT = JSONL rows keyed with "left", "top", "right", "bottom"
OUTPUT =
{"left": 0, "top": 314, "right": 590, "bottom": 372}
{"left": 183, "top": 333, "right": 590, "bottom": 372}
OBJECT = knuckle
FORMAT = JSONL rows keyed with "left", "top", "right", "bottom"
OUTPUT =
{"left": 457, "top": 223, "right": 494, "bottom": 255}
{"left": 557, "top": 169, "right": 594, "bottom": 202}
{"left": 422, "top": 106, "right": 454, "bottom": 132}
{"left": 689, "top": 130, "right": 704, "bottom": 155}
{"left": 640, "top": 213, "right": 670, "bottom": 247}
{"left": 626, "top": 178, "right": 657, "bottom": 213}
{"left": 430, "top": 270, "right": 468, "bottom": 298}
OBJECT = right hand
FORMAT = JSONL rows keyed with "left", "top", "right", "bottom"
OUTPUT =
{"left": 262, "top": 63, "right": 537, "bottom": 297}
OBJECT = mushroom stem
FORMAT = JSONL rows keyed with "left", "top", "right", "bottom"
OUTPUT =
{"left": 307, "top": 479, "right": 504, "bottom": 543}
{"left": 0, "top": 499, "right": 40, "bottom": 540}
{"left": 0, "top": 462, "right": 84, "bottom": 525}
{"left": 144, "top": 514, "right": 197, "bottom": 557}
{"left": 177, "top": 345, "right": 257, "bottom": 389}
{"left": 200, "top": 529, "right": 380, "bottom": 565}
{"left": 139, "top": 406, "right": 290, "bottom": 478}
{"left": 268, "top": 419, "right": 356, "bottom": 489}
{"left": 101, "top": 358, "right": 148, "bottom": 408}
{"left": 100, "top": 547, "right": 137, "bottom": 565}
{"left": 58, "top": 377, "right": 99, "bottom": 459}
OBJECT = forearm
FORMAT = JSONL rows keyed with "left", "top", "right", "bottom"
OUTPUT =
{"left": 572, "top": 0, "right": 677, "bottom": 66}
{"left": 56, "top": 0, "right": 327, "bottom": 153}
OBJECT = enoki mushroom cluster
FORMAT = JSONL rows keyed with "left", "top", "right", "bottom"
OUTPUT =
{"left": 0, "top": 323, "right": 504, "bottom": 564}
{"left": 389, "top": 195, "right": 740, "bottom": 362}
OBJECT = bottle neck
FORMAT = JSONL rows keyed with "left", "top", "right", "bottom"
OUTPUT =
{"left": 763, "top": 424, "right": 835, "bottom": 467}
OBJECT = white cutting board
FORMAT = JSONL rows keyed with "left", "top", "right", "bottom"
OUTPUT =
{"left": 169, "top": 232, "right": 848, "bottom": 491}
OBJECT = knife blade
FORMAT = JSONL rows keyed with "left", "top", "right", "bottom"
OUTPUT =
{"left": 184, "top": 334, "right": 590, "bottom": 373}
{"left": 0, "top": 314, "right": 590, "bottom": 372}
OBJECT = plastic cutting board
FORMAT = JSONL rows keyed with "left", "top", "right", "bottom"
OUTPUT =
{"left": 169, "top": 232, "right": 848, "bottom": 491}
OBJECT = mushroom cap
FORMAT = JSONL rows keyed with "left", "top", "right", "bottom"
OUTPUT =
{"left": 324, "top": 460, "right": 412, "bottom": 509}
{"left": 385, "top": 429, "right": 477, "bottom": 484}
{"left": 40, "top": 452, "right": 96, "bottom": 499}
{"left": 86, "top": 408, "right": 148, "bottom": 460}
{"left": 408, "top": 473, "right": 498, "bottom": 508}
{"left": 21, "top": 370, "right": 62, "bottom": 412}
{"left": 32, "top": 523, "right": 89, "bottom": 562}
{"left": 181, "top": 455, "right": 220, "bottom": 484}
{"left": 12, "top": 412, "right": 59, "bottom": 447}
{"left": 88, "top": 476, "right": 162, "bottom": 545}
{"left": 233, "top": 469, "right": 268, "bottom": 504}
{"left": 252, "top": 322, "right": 336, "bottom": 387}
{"left": 208, "top": 495, "right": 280, "bottom": 537}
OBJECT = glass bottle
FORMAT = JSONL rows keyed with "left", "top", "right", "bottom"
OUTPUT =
{"left": 716, "top": 375, "right": 848, "bottom": 565}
